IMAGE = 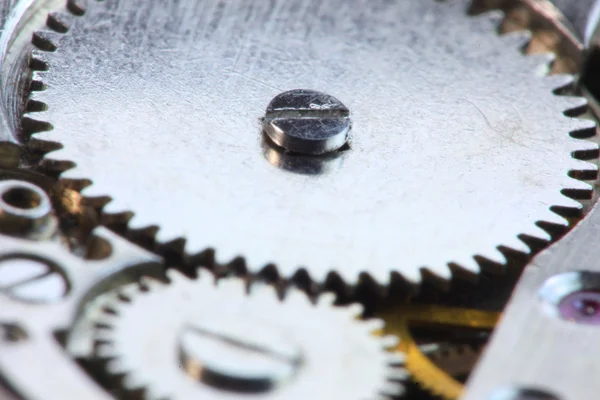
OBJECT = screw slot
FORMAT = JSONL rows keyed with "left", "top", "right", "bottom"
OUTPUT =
{"left": 179, "top": 317, "right": 301, "bottom": 393}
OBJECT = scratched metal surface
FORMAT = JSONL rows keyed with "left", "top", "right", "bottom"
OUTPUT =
{"left": 27, "top": 0, "right": 592, "bottom": 287}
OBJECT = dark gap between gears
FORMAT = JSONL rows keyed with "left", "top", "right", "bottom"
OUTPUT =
{"left": 582, "top": 47, "right": 600, "bottom": 102}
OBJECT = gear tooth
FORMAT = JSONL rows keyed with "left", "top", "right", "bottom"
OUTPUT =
{"left": 218, "top": 276, "right": 247, "bottom": 294}
{"left": 28, "top": 90, "right": 50, "bottom": 104}
{"left": 558, "top": 96, "right": 589, "bottom": 115}
{"left": 127, "top": 213, "right": 153, "bottom": 231}
{"left": 562, "top": 176, "right": 593, "bottom": 192}
{"left": 101, "top": 198, "right": 130, "bottom": 215}
{"left": 346, "top": 303, "right": 364, "bottom": 318}
{"left": 479, "top": 249, "right": 506, "bottom": 266}
{"left": 552, "top": 193, "right": 584, "bottom": 211}
{"left": 397, "top": 267, "right": 421, "bottom": 285}
{"left": 67, "top": 0, "right": 87, "bottom": 16}
{"left": 28, "top": 128, "right": 54, "bottom": 142}
{"left": 525, "top": 53, "right": 555, "bottom": 76}
{"left": 541, "top": 210, "right": 569, "bottom": 227}
{"left": 94, "top": 342, "right": 115, "bottom": 359}
{"left": 503, "top": 236, "right": 533, "bottom": 254}
{"left": 387, "top": 367, "right": 410, "bottom": 381}
{"left": 122, "top": 373, "right": 144, "bottom": 391}
{"left": 386, "top": 353, "right": 406, "bottom": 365}
{"left": 21, "top": 104, "right": 49, "bottom": 117}
{"left": 32, "top": 30, "right": 62, "bottom": 52}
{"left": 249, "top": 282, "right": 279, "bottom": 303}
{"left": 40, "top": 147, "right": 75, "bottom": 162}
{"left": 22, "top": 109, "right": 50, "bottom": 123}
{"left": 154, "top": 226, "right": 184, "bottom": 247}
{"left": 500, "top": 30, "right": 531, "bottom": 50}
{"left": 105, "top": 359, "right": 127, "bottom": 375}
{"left": 380, "top": 381, "right": 406, "bottom": 398}
{"left": 79, "top": 184, "right": 107, "bottom": 197}
{"left": 569, "top": 158, "right": 599, "bottom": 173}
{"left": 545, "top": 74, "right": 575, "bottom": 91}
{"left": 138, "top": 276, "right": 160, "bottom": 291}
{"left": 30, "top": 70, "right": 48, "bottom": 86}
{"left": 568, "top": 136, "right": 599, "bottom": 151}
{"left": 379, "top": 334, "right": 399, "bottom": 348}
{"left": 422, "top": 265, "right": 452, "bottom": 281}
{"left": 363, "top": 269, "right": 390, "bottom": 287}
{"left": 211, "top": 246, "right": 243, "bottom": 267}
{"left": 521, "top": 225, "right": 552, "bottom": 242}
{"left": 94, "top": 326, "right": 116, "bottom": 343}
{"left": 569, "top": 118, "right": 597, "bottom": 138}
{"left": 363, "top": 318, "right": 385, "bottom": 333}
{"left": 284, "top": 287, "right": 311, "bottom": 306}
{"left": 59, "top": 166, "right": 90, "bottom": 180}
{"left": 165, "top": 269, "right": 188, "bottom": 286}
{"left": 47, "top": 11, "right": 74, "bottom": 33}
{"left": 503, "top": 236, "right": 531, "bottom": 254}
{"left": 472, "top": 9, "right": 504, "bottom": 29}
{"left": 195, "top": 267, "right": 215, "bottom": 283}
{"left": 333, "top": 268, "right": 365, "bottom": 287}
{"left": 29, "top": 49, "right": 51, "bottom": 65}
{"left": 453, "top": 256, "right": 481, "bottom": 275}
{"left": 317, "top": 292, "right": 337, "bottom": 307}
{"left": 117, "top": 284, "right": 140, "bottom": 301}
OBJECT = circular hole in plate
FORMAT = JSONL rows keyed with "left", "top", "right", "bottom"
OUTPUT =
{"left": 1, "top": 186, "right": 42, "bottom": 210}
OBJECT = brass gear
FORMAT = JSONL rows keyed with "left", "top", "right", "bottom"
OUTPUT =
{"left": 380, "top": 305, "right": 500, "bottom": 400}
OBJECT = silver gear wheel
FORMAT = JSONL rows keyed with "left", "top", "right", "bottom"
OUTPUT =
{"left": 26, "top": 0, "right": 598, "bottom": 285}
{"left": 91, "top": 270, "right": 405, "bottom": 400}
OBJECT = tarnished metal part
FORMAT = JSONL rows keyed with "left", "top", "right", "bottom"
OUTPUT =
{"left": 88, "top": 270, "right": 404, "bottom": 400}
{"left": 24, "top": 0, "right": 596, "bottom": 287}
{"left": 381, "top": 305, "right": 500, "bottom": 400}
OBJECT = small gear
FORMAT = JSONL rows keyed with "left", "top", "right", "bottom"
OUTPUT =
{"left": 24, "top": 0, "right": 598, "bottom": 286}
{"left": 380, "top": 305, "right": 500, "bottom": 400}
{"left": 92, "top": 270, "right": 405, "bottom": 400}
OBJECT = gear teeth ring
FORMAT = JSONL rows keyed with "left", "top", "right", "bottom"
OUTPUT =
{"left": 87, "top": 270, "right": 406, "bottom": 399}
{"left": 22, "top": 0, "right": 600, "bottom": 289}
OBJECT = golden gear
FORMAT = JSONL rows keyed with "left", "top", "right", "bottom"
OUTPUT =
{"left": 379, "top": 305, "right": 501, "bottom": 400}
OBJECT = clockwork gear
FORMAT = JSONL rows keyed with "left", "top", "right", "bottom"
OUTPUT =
{"left": 91, "top": 270, "right": 405, "bottom": 400}
{"left": 24, "top": 0, "right": 597, "bottom": 286}
{"left": 381, "top": 305, "right": 501, "bottom": 400}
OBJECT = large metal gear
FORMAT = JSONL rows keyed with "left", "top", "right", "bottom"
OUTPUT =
{"left": 24, "top": 0, "right": 598, "bottom": 286}
{"left": 90, "top": 270, "right": 405, "bottom": 400}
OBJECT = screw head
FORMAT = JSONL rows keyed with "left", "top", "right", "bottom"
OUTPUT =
{"left": 179, "top": 316, "right": 301, "bottom": 393}
{"left": 263, "top": 89, "right": 351, "bottom": 155}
